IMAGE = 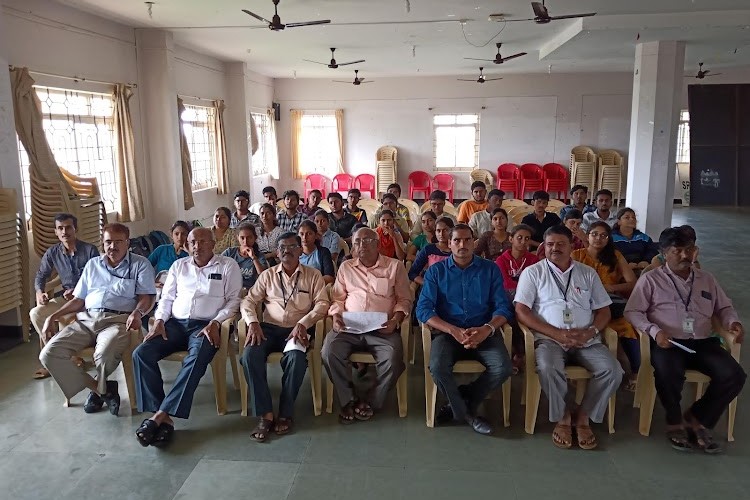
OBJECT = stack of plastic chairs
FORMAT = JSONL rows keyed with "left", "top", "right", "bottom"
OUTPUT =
{"left": 570, "top": 146, "right": 597, "bottom": 199}
{"left": 597, "top": 150, "right": 625, "bottom": 208}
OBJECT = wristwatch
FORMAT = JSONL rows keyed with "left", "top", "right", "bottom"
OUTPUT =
{"left": 590, "top": 326, "right": 600, "bottom": 336}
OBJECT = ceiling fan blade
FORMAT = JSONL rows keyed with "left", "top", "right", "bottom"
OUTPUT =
{"left": 457, "top": 78, "right": 477, "bottom": 81}
{"left": 337, "top": 59, "right": 366, "bottom": 66}
{"left": 285, "top": 19, "right": 332, "bottom": 28}
{"left": 241, "top": 9, "right": 271, "bottom": 25}
{"left": 464, "top": 57, "right": 494, "bottom": 62}
{"left": 707, "top": 73, "right": 723, "bottom": 77}
{"left": 360, "top": 81, "right": 373, "bottom": 84}
{"left": 503, "top": 17, "right": 537, "bottom": 22}
{"left": 483, "top": 77, "right": 503, "bottom": 81}
{"left": 531, "top": 2, "right": 548, "bottom": 18}
{"left": 332, "top": 80, "right": 352, "bottom": 83}
{"left": 303, "top": 59, "right": 329, "bottom": 65}
{"left": 500, "top": 52, "right": 527, "bottom": 62}
{"left": 548, "top": 13, "right": 596, "bottom": 20}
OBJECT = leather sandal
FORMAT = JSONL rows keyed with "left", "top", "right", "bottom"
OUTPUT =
{"left": 135, "top": 419, "right": 159, "bottom": 447}
{"left": 552, "top": 423, "right": 573, "bottom": 449}
{"left": 250, "top": 418, "right": 274, "bottom": 442}
{"left": 275, "top": 418, "right": 293, "bottom": 436}
{"left": 151, "top": 423, "right": 174, "bottom": 448}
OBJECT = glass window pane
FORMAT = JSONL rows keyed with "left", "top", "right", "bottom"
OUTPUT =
{"left": 433, "top": 115, "right": 456, "bottom": 125}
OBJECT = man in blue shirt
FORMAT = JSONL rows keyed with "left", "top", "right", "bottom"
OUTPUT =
{"left": 40, "top": 223, "right": 156, "bottom": 416}
{"left": 560, "top": 184, "right": 597, "bottom": 220}
{"left": 416, "top": 223, "right": 513, "bottom": 435}
{"left": 31, "top": 213, "right": 100, "bottom": 379}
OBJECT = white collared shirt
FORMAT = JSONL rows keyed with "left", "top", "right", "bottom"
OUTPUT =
{"left": 154, "top": 255, "right": 243, "bottom": 324}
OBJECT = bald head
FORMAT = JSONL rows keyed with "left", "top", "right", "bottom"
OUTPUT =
{"left": 353, "top": 227, "right": 377, "bottom": 240}
{"left": 190, "top": 227, "right": 214, "bottom": 242}
{"left": 188, "top": 227, "right": 216, "bottom": 266}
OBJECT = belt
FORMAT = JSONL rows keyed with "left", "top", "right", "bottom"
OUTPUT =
{"left": 87, "top": 308, "right": 130, "bottom": 315}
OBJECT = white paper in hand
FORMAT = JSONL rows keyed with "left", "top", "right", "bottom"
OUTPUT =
{"left": 283, "top": 334, "right": 310, "bottom": 353}
{"left": 341, "top": 311, "right": 389, "bottom": 334}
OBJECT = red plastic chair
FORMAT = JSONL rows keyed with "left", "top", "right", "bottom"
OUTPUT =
{"left": 332, "top": 173, "right": 355, "bottom": 194}
{"left": 354, "top": 174, "right": 376, "bottom": 199}
{"left": 496, "top": 163, "right": 520, "bottom": 199}
{"left": 519, "top": 163, "right": 544, "bottom": 200}
{"left": 432, "top": 173, "right": 455, "bottom": 203}
{"left": 304, "top": 174, "right": 330, "bottom": 200}
{"left": 542, "top": 163, "right": 569, "bottom": 202}
{"left": 408, "top": 171, "right": 432, "bottom": 200}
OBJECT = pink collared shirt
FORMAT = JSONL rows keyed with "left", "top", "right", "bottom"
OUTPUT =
{"left": 624, "top": 265, "right": 739, "bottom": 340}
{"left": 329, "top": 254, "right": 412, "bottom": 318}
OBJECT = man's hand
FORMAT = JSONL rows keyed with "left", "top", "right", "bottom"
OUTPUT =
{"left": 125, "top": 310, "right": 143, "bottom": 331}
{"left": 246, "top": 322, "right": 266, "bottom": 347}
{"left": 41, "top": 316, "right": 58, "bottom": 341}
{"left": 36, "top": 290, "right": 49, "bottom": 306}
{"left": 196, "top": 320, "right": 221, "bottom": 348}
{"left": 63, "top": 289, "right": 75, "bottom": 301}
{"left": 462, "top": 325, "right": 491, "bottom": 349}
{"left": 285, "top": 323, "right": 310, "bottom": 348}
{"left": 378, "top": 318, "right": 400, "bottom": 335}
{"left": 143, "top": 319, "right": 167, "bottom": 342}
{"left": 333, "top": 314, "right": 346, "bottom": 333}
{"left": 566, "top": 327, "right": 596, "bottom": 348}
{"left": 449, "top": 326, "right": 469, "bottom": 344}
{"left": 729, "top": 322, "right": 745, "bottom": 344}
{"left": 655, "top": 330, "right": 672, "bottom": 349}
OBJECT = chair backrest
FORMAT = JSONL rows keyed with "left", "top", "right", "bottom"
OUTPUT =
{"left": 432, "top": 173, "right": 454, "bottom": 191}
{"left": 398, "top": 198, "right": 421, "bottom": 225}
{"left": 305, "top": 174, "right": 330, "bottom": 191}
{"left": 376, "top": 145, "right": 398, "bottom": 163}
{"left": 357, "top": 198, "right": 381, "bottom": 222}
{"left": 497, "top": 163, "right": 520, "bottom": 179}
{"left": 354, "top": 173, "right": 375, "bottom": 190}
{"left": 408, "top": 171, "right": 432, "bottom": 187}
{"left": 598, "top": 150, "right": 623, "bottom": 167}
{"left": 520, "top": 163, "right": 543, "bottom": 179}
{"left": 332, "top": 173, "right": 354, "bottom": 193}
{"left": 571, "top": 146, "right": 596, "bottom": 163}
{"left": 542, "top": 163, "right": 567, "bottom": 180}
{"left": 470, "top": 169, "right": 493, "bottom": 188}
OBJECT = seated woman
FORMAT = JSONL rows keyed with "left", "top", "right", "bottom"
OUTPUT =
{"left": 257, "top": 202, "right": 284, "bottom": 264}
{"left": 537, "top": 208, "right": 586, "bottom": 258}
{"left": 475, "top": 207, "right": 511, "bottom": 261}
{"left": 222, "top": 223, "right": 269, "bottom": 290}
{"left": 313, "top": 209, "right": 341, "bottom": 263}
{"left": 298, "top": 220, "right": 335, "bottom": 285}
{"left": 612, "top": 208, "right": 659, "bottom": 271}
{"left": 148, "top": 220, "right": 189, "bottom": 274}
{"left": 406, "top": 210, "right": 437, "bottom": 263}
{"left": 408, "top": 216, "right": 454, "bottom": 285}
{"left": 211, "top": 206, "right": 237, "bottom": 254}
{"left": 572, "top": 221, "right": 639, "bottom": 390}
{"left": 376, "top": 209, "right": 407, "bottom": 261}
{"left": 496, "top": 224, "right": 539, "bottom": 297}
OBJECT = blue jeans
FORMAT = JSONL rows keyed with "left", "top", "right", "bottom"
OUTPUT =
{"left": 240, "top": 323, "right": 313, "bottom": 419}
{"left": 132, "top": 318, "right": 217, "bottom": 419}
{"left": 429, "top": 330, "right": 512, "bottom": 421}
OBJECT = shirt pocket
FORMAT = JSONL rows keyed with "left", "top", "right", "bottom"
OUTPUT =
{"left": 373, "top": 277, "right": 390, "bottom": 296}
{"left": 110, "top": 278, "right": 136, "bottom": 298}
{"left": 207, "top": 277, "right": 224, "bottom": 297}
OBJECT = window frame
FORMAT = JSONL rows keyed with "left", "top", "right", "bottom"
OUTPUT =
{"left": 250, "top": 110, "right": 271, "bottom": 176}
{"left": 432, "top": 113, "right": 480, "bottom": 171}
{"left": 298, "top": 111, "right": 339, "bottom": 179}
{"left": 676, "top": 109, "right": 690, "bottom": 164}
{"left": 180, "top": 102, "right": 218, "bottom": 192}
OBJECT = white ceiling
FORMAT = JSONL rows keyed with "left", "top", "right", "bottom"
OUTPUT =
{"left": 56, "top": 0, "right": 750, "bottom": 78}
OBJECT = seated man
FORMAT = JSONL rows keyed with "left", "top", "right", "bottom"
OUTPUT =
{"left": 559, "top": 185, "right": 596, "bottom": 220}
{"left": 581, "top": 189, "right": 617, "bottom": 232}
{"left": 327, "top": 192, "right": 358, "bottom": 244}
{"left": 345, "top": 188, "right": 368, "bottom": 225}
{"left": 277, "top": 190, "right": 306, "bottom": 232}
{"left": 370, "top": 193, "right": 409, "bottom": 240}
{"left": 457, "top": 181, "right": 488, "bottom": 223}
{"left": 514, "top": 225, "right": 622, "bottom": 450}
{"left": 322, "top": 227, "right": 413, "bottom": 423}
{"left": 262, "top": 186, "right": 278, "bottom": 206}
{"left": 469, "top": 189, "right": 506, "bottom": 238}
{"left": 240, "top": 232, "right": 330, "bottom": 441}
{"left": 300, "top": 189, "right": 323, "bottom": 218}
{"left": 31, "top": 212, "right": 100, "bottom": 379}
{"left": 417, "top": 223, "right": 513, "bottom": 435}
{"left": 411, "top": 190, "right": 457, "bottom": 238}
{"left": 521, "top": 190, "right": 562, "bottom": 250}
{"left": 624, "top": 227, "right": 745, "bottom": 454}
{"left": 133, "top": 227, "right": 242, "bottom": 447}
{"left": 230, "top": 190, "right": 261, "bottom": 229}
{"left": 39, "top": 223, "right": 155, "bottom": 416}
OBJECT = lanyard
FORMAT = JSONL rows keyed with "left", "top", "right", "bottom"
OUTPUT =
{"left": 106, "top": 252, "right": 132, "bottom": 280}
{"left": 666, "top": 271, "right": 694, "bottom": 312}
{"left": 509, "top": 256, "right": 527, "bottom": 278}
{"left": 547, "top": 263, "right": 573, "bottom": 302}
{"left": 279, "top": 270, "right": 302, "bottom": 309}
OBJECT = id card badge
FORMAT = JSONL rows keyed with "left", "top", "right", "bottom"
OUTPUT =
{"left": 562, "top": 308, "right": 574, "bottom": 326}
{"left": 682, "top": 317, "right": 695, "bottom": 335}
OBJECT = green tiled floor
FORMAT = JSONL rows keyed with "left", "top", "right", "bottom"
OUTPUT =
{"left": 1, "top": 206, "right": 748, "bottom": 500}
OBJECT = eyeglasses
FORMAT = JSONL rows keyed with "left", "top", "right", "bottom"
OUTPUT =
{"left": 589, "top": 232, "right": 609, "bottom": 239}
{"left": 351, "top": 238, "right": 378, "bottom": 246}
{"left": 278, "top": 244, "right": 300, "bottom": 251}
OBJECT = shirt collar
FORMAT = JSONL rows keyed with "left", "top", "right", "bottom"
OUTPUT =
{"left": 446, "top": 254, "right": 478, "bottom": 269}
{"left": 546, "top": 258, "right": 575, "bottom": 276}
{"left": 662, "top": 262, "right": 695, "bottom": 284}
{"left": 354, "top": 254, "right": 386, "bottom": 270}
{"left": 190, "top": 254, "right": 220, "bottom": 269}
{"left": 276, "top": 263, "right": 302, "bottom": 278}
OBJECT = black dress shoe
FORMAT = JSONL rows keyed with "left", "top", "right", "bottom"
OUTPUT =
{"left": 467, "top": 416, "right": 493, "bottom": 435}
{"left": 83, "top": 392, "right": 103, "bottom": 413}
{"left": 101, "top": 380, "right": 120, "bottom": 416}
{"left": 435, "top": 403, "right": 454, "bottom": 425}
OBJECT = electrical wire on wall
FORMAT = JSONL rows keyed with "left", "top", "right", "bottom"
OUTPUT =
{"left": 460, "top": 19, "right": 507, "bottom": 48}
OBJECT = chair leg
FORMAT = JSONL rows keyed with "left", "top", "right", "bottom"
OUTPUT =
{"left": 326, "top": 377, "right": 334, "bottom": 414}
{"left": 408, "top": 327, "right": 416, "bottom": 365}
{"left": 633, "top": 369, "right": 644, "bottom": 408}
{"left": 524, "top": 373, "right": 542, "bottom": 434}
{"left": 310, "top": 352, "right": 322, "bottom": 416}
{"left": 638, "top": 380, "right": 657, "bottom": 437}
{"left": 521, "top": 375, "right": 526, "bottom": 405}
{"left": 695, "top": 382, "right": 706, "bottom": 401}
{"left": 228, "top": 349, "right": 240, "bottom": 391}
{"left": 239, "top": 367, "right": 249, "bottom": 417}
{"left": 425, "top": 379, "right": 437, "bottom": 428}
{"left": 607, "top": 395, "right": 616, "bottom": 434}
{"left": 121, "top": 352, "right": 139, "bottom": 416}
{"left": 396, "top": 372, "right": 408, "bottom": 418}
{"left": 502, "top": 379, "right": 511, "bottom": 428}
{"left": 64, "top": 397, "right": 72, "bottom": 408}
{"left": 210, "top": 356, "right": 228, "bottom": 416}
{"left": 727, "top": 398, "right": 738, "bottom": 442}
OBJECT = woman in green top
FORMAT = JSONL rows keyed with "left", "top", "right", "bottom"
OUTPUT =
{"left": 406, "top": 210, "right": 437, "bottom": 262}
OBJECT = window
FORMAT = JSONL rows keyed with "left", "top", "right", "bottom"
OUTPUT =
{"left": 250, "top": 111, "right": 271, "bottom": 176}
{"left": 433, "top": 114, "right": 480, "bottom": 170}
{"left": 299, "top": 112, "right": 339, "bottom": 178}
{"left": 17, "top": 86, "right": 119, "bottom": 217}
{"left": 676, "top": 110, "right": 690, "bottom": 164}
{"left": 181, "top": 103, "right": 217, "bottom": 191}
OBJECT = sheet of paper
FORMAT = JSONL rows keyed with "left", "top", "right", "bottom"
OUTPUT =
{"left": 669, "top": 339, "right": 697, "bottom": 354}
{"left": 341, "top": 311, "right": 389, "bottom": 334}
{"left": 283, "top": 334, "right": 310, "bottom": 353}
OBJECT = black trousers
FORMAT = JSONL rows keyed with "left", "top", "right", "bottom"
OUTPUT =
{"left": 650, "top": 337, "right": 746, "bottom": 428}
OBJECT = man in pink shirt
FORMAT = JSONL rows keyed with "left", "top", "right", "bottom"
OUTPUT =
{"left": 322, "top": 227, "right": 413, "bottom": 424}
{"left": 625, "top": 227, "right": 745, "bottom": 454}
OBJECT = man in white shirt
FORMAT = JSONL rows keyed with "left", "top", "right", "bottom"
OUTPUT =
{"left": 132, "top": 227, "right": 242, "bottom": 447}
{"left": 514, "top": 225, "right": 622, "bottom": 450}
{"left": 469, "top": 189, "right": 505, "bottom": 238}
{"left": 581, "top": 189, "right": 617, "bottom": 232}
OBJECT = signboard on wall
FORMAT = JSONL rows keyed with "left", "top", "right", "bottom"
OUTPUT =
{"left": 676, "top": 163, "right": 690, "bottom": 205}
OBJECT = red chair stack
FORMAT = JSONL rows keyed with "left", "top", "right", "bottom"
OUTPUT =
{"left": 519, "top": 163, "right": 544, "bottom": 200}
{"left": 354, "top": 173, "right": 376, "bottom": 199}
{"left": 542, "top": 163, "right": 569, "bottom": 202}
{"left": 332, "top": 173, "right": 354, "bottom": 194}
{"left": 304, "top": 174, "right": 330, "bottom": 200}
{"left": 496, "top": 163, "right": 520, "bottom": 199}
{"left": 432, "top": 173, "right": 455, "bottom": 202}
{"left": 408, "top": 171, "right": 432, "bottom": 200}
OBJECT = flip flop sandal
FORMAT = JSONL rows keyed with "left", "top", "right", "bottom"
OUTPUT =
{"left": 690, "top": 427, "right": 723, "bottom": 455}
{"left": 275, "top": 418, "right": 293, "bottom": 436}
{"left": 151, "top": 423, "right": 174, "bottom": 448}
{"left": 354, "top": 402, "right": 374, "bottom": 421}
{"left": 135, "top": 419, "right": 159, "bottom": 447}
{"left": 552, "top": 423, "right": 573, "bottom": 449}
{"left": 250, "top": 418, "right": 275, "bottom": 442}
{"left": 624, "top": 379, "right": 638, "bottom": 392}
{"left": 338, "top": 401, "right": 357, "bottom": 425}
{"left": 33, "top": 368, "right": 51, "bottom": 380}
{"left": 666, "top": 428, "right": 694, "bottom": 452}
{"left": 576, "top": 425, "right": 598, "bottom": 450}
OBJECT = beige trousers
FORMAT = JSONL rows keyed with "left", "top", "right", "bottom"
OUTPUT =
{"left": 29, "top": 297, "right": 68, "bottom": 348}
{"left": 39, "top": 312, "right": 131, "bottom": 398}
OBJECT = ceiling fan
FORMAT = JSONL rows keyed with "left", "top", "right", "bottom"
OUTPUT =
{"left": 502, "top": 1, "right": 596, "bottom": 24}
{"left": 458, "top": 67, "right": 503, "bottom": 84}
{"left": 692, "top": 62, "right": 722, "bottom": 79}
{"left": 334, "top": 70, "right": 372, "bottom": 85}
{"left": 303, "top": 48, "right": 365, "bottom": 68}
{"left": 241, "top": 0, "right": 330, "bottom": 31}
{"left": 464, "top": 43, "right": 527, "bottom": 64}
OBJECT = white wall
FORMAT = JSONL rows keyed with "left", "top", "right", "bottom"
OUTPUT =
{"left": 274, "top": 73, "right": 635, "bottom": 198}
